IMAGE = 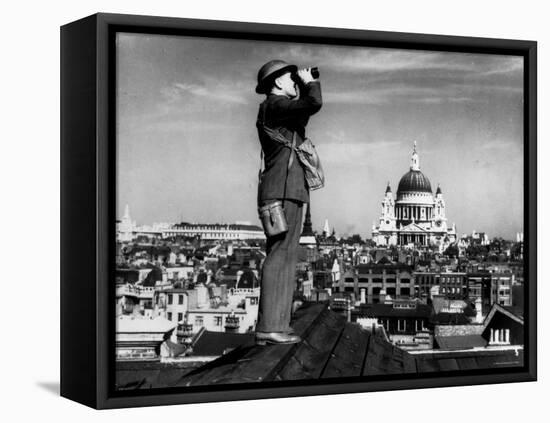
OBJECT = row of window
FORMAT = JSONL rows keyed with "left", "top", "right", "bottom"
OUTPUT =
{"left": 379, "top": 319, "right": 425, "bottom": 332}
{"left": 164, "top": 231, "right": 256, "bottom": 239}
{"left": 347, "top": 278, "right": 412, "bottom": 284}
{"left": 167, "top": 312, "right": 184, "bottom": 322}
{"left": 164, "top": 294, "right": 185, "bottom": 305}
{"left": 343, "top": 287, "right": 412, "bottom": 296}
{"left": 168, "top": 315, "right": 241, "bottom": 327}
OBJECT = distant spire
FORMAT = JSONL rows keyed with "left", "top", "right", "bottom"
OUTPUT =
{"left": 302, "top": 203, "right": 314, "bottom": 236}
{"left": 410, "top": 141, "right": 420, "bottom": 171}
{"left": 385, "top": 181, "right": 392, "bottom": 193}
{"left": 436, "top": 183, "right": 442, "bottom": 195}
{"left": 324, "top": 219, "right": 330, "bottom": 235}
{"left": 123, "top": 204, "right": 131, "bottom": 219}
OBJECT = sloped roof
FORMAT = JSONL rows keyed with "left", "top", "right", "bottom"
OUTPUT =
{"left": 116, "top": 316, "right": 176, "bottom": 334}
{"left": 435, "top": 335, "right": 487, "bottom": 350}
{"left": 431, "top": 313, "right": 471, "bottom": 325}
{"left": 483, "top": 303, "right": 524, "bottom": 327}
{"left": 115, "top": 303, "right": 524, "bottom": 390}
{"left": 191, "top": 331, "right": 255, "bottom": 356}
{"left": 354, "top": 303, "right": 433, "bottom": 319}
{"left": 173, "top": 303, "right": 417, "bottom": 386}
{"left": 400, "top": 222, "right": 429, "bottom": 233}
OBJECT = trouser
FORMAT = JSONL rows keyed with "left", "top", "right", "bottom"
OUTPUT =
{"left": 256, "top": 199, "right": 304, "bottom": 333}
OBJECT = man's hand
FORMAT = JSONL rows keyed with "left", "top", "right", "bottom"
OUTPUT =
{"left": 297, "top": 68, "right": 315, "bottom": 84}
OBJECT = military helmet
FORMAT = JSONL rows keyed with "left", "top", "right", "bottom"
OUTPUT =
{"left": 255, "top": 60, "right": 297, "bottom": 94}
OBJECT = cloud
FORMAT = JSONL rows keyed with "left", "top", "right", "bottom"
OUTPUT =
{"left": 172, "top": 82, "right": 249, "bottom": 105}
{"left": 319, "top": 140, "right": 401, "bottom": 164}
{"left": 263, "top": 44, "right": 523, "bottom": 76}
{"left": 477, "top": 140, "right": 521, "bottom": 151}
{"left": 323, "top": 84, "right": 475, "bottom": 105}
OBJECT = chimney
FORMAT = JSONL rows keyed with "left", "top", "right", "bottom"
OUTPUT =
{"left": 475, "top": 297, "right": 483, "bottom": 323}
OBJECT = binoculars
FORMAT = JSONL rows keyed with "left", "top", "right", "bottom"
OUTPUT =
{"left": 310, "top": 67, "right": 320, "bottom": 79}
{"left": 292, "top": 67, "right": 320, "bottom": 83}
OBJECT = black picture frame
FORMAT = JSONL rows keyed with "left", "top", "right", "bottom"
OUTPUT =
{"left": 60, "top": 12, "right": 537, "bottom": 409}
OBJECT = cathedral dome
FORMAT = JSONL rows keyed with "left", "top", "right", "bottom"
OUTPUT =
{"left": 397, "top": 170, "right": 433, "bottom": 194}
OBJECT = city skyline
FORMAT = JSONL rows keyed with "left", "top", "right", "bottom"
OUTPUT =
{"left": 116, "top": 33, "right": 524, "bottom": 240}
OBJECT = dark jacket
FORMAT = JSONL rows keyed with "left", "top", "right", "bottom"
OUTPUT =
{"left": 256, "top": 80, "right": 322, "bottom": 204}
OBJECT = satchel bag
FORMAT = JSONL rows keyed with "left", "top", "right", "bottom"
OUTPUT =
{"left": 295, "top": 137, "right": 325, "bottom": 191}
{"left": 258, "top": 124, "right": 325, "bottom": 191}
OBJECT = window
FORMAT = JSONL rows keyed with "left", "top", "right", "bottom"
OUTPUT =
{"left": 178, "top": 295, "right": 184, "bottom": 305}
{"left": 168, "top": 294, "right": 173, "bottom": 305}
{"left": 214, "top": 316, "right": 223, "bottom": 326}
{"left": 195, "top": 316, "right": 204, "bottom": 327}
{"left": 398, "top": 319, "right": 406, "bottom": 332}
{"left": 177, "top": 313, "right": 183, "bottom": 322}
{"left": 167, "top": 312, "right": 172, "bottom": 321}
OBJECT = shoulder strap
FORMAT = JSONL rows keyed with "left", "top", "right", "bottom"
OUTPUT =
{"left": 288, "top": 131, "right": 296, "bottom": 170}
{"left": 257, "top": 101, "right": 296, "bottom": 184}
{"left": 282, "top": 131, "right": 297, "bottom": 202}
{"left": 258, "top": 102, "right": 267, "bottom": 181}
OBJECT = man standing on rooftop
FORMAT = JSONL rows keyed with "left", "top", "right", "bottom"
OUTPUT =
{"left": 254, "top": 60, "right": 322, "bottom": 345}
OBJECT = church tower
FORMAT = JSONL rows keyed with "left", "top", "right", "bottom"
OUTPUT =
{"left": 381, "top": 182, "right": 395, "bottom": 220}
{"left": 433, "top": 184, "right": 448, "bottom": 230}
{"left": 118, "top": 204, "right": 135, "bottom": 242}
{"left": 299, "top": 203, "right": 317, "bottom": 245}
{"left": 323, "top": 219, "right": 330, "bottom": 237}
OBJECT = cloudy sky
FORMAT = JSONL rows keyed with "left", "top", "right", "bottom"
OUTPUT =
{"left": 116, "top": 33, "right": 524, "bottom": 240}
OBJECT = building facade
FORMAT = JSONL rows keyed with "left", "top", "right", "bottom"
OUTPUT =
{"left": 372, "top": 143, "right": 457, "bottom": 250}
{"left": 340, "top": 263, "right": 415, "bottom": 304}
{"left": 117, "top": 205, "right": 265, "bottom": 242}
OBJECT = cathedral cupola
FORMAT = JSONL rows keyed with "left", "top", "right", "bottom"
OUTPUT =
{"left": 397, "top": 142, "right": 433, "bottom": 197}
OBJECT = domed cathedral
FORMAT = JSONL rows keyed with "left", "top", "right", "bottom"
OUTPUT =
{"left": 371, "top": 142, "right": 457, "bottom": 251}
